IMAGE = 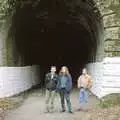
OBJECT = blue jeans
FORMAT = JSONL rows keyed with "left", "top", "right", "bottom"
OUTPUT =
{"left": 79, "top": 88, "right": 88, "bottom": 104}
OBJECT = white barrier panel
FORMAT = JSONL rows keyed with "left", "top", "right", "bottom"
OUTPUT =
{"left": 86, "top": 62, "right": 104, "bottom": 98}
{"left": 86, "top": 57, "right": 120, "bottom": 99}
{"left": 1, "top": 57, "right": 120, "bottom": 98}
{"left": 103, "top": 57, "right": 120, "bottom": 64}
{"left": 0, "top": 65, "right": 40, "bottom": 98}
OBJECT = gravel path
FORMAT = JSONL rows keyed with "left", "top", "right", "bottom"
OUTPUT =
{"left": 4, "top": 89, "right": 119, "bottom": 120}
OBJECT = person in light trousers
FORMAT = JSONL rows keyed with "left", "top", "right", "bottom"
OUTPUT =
{"left": 44, "top": 66, "right": 58, "bottom": 113}
{"left": 77, "top": 68, "right": 92, "bottom": 111}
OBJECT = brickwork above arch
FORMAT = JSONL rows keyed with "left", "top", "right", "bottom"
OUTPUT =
{"left": 94, "top": 0, "right": 120, "bottom": 57}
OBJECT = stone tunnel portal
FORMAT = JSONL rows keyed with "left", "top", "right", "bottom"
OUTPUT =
{"left": 12, "top": 0, "right": 103, "bottom": 84}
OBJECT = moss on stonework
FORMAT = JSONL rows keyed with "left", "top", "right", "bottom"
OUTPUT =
{"left": 107, "top": 2, "right": 120, "bottom": 57}
{"left": 4, "top": 15, "right": 15, "bottom": 66}
{"left": 6, "top": 39, "right": 13, "bottom": 66}
{"left": 112, "top": 52, "right": 120, "bottom": 56}
{"left": 108, "top": 2, "right": 120, "bottom": 20}
{"left": 114, "top": 40, "right": 120, "bottom": 46}
{"left": 0, "top": 0, "right": 16, "bottom": 16}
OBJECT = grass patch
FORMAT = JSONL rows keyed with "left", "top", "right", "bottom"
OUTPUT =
{"left": 0, "top": 98, "right": 18, "bottom": 110}
{"left": 0, "top": 86, "right": 42, "bottom": 111}
{"left": 0, "top": 91, "right": 29, "bottom": 110}
{"left": 99, "top": 94, "right": 120, "bottom": 108}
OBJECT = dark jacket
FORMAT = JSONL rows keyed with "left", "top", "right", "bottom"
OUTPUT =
{"left": 45, "top": 72, "right": 58, "bottom": 90}
{"left": 57, "top": 74, "right": 72, "bottom": 92}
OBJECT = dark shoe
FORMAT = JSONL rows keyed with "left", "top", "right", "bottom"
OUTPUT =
{"left": 69, "top": 111, "right": 73, "bottom": 114}
{"left": 60, "top": 110, "right": 65, "bottom": 112}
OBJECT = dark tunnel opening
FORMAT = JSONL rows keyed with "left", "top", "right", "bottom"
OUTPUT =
{"left": 12, "top": 0, "right": 102, "bottom": 85}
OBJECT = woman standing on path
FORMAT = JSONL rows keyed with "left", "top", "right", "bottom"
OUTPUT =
{"left": 57, "top": 66, "right": 73, "bottom": 113}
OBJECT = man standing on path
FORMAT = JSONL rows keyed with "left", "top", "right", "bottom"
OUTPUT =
{"left": 44, "top": 66, "right": 58, "bottom": 113}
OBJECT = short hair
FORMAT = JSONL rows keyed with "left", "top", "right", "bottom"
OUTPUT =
{"left": 51, "top": 66, "right": 56, "bottom": 69}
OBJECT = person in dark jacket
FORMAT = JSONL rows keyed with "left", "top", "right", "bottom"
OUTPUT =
{"left": 57, "top": 66, "right": 73, "bottom": 113}
{"left": 44, "top": 66, "right": 58, "bottom": 113}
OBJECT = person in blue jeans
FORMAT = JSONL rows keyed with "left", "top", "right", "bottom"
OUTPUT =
{"left": 77, "top": 68, "right": 92, "bottom": 111}
{"left": 57, "top": 66, "right": 73, "bottom": 113}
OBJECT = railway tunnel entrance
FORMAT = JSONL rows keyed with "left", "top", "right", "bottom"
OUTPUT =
{"left": 12, "top": 0, "right": 104, "bottom": 85}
